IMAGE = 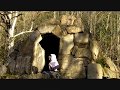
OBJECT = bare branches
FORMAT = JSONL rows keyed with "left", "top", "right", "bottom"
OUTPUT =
{"left": 0, "top": 12, "right": 11, "bottom": 29}
{"left": 29, "top": 22, "right": 34, "bottom": 31}
{"left": 11, "top": 13, "right": 22, "bottom": 20}
{"left": 14, "top": 31, "right": 33, "bottom": 38}
{"left": 13, "top": 21, "right": 34, "bottom": 38}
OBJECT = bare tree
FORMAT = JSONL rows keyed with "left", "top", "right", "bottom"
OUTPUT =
{"left": 0, "top": 11, "right": 19, "bottom": 64}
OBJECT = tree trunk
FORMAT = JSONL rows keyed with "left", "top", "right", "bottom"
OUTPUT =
{"left": 8, "top": 11, "right": 18, "bottom": 52}
{"left": 6, "top": 11, "right": 18, "bottom": 63}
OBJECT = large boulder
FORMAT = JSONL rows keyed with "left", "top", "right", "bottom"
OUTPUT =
{"left": 32, "top": 45, "right": 45, "bottom": 73}
{"left": 52, "top": 25, "right": 62, "bottom": 38}
{"left": 30, "top": 30, "right": 45, "bottom": 73}
{"left": 24, "top": 56, "right": 31, "bottom": 74}
{"left": 90, "top": 40, "right": 100, "bottom": 60}
{"left": 66, "top": 26, "right": 83, "bottom": 34}
{"left": 87, "top": 63, "right": 103, "bottom": 79}
{"left": 63, "top": 58, "right": 86, "bottom": 79}
{"left": 13, "top": 56, "right": 32, "bottom": 75}
{"left": 74, "top": 32, "right": 90, "bottom": 44}
{"left": 38, "top": 25, "right": 56, "bottom": 34}
{"left": 58, "top": 54, "right": 73, "bottom": 73}
{"left": 71, "top": 45, "right": 90, "bottom": 56}
{"left": 59, "top": 34, "right": 74, "bottom": 54}
{"left": 15, "top": 56, "right": 25, "bottom": 74}
{"left": 74, "top": 47, "right": 92, "bottom": 60}
{"left": 8, "top": 30, "right": 45, "bottom": 75}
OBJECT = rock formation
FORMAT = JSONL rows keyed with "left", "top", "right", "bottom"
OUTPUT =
{"left": 4, "top": 14, "right": 119, "bottom": 79}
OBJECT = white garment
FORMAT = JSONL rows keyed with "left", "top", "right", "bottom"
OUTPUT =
{"left": 49, "top": 54, "right": 59, "bottom": 71}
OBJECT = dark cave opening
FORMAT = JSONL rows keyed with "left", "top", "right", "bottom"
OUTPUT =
{"left": 39, "top": 33, "right": 60, "bottom": 71}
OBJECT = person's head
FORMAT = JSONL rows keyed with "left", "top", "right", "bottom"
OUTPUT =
{"left": 49, "top": 54, "right": 57, "bottom": 62}
{"left": 50, "top": 54, "right": 56, "bottom": 57}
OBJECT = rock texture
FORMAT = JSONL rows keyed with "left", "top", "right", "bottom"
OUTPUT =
{"left": 38, "top": 25, "right": 56, "bottom": 34}
{"left": 87, "top": 63, "right": 103, "bottom": 79}
{"left": 66, "top": 26, "right": 82, "bottom": 34}
{"left": 8, "top": 30, "right": 45, "bottom": 75}
{"left": 61, "top": 15, "right": 76, "bottom": 25}
{"left": 74, "top": 32, "right": 89, "bottom": 44}
{"left": 52, "top": 25, "right": 62, "bottom": 38}
{"left": 63, "top": 59, "right": 86, "bottom": 79}
{"left": 58, "top": 54, "right": 73, "bottom": 73}
{"left": 60, "top": 34, "right": 74, "bottom": 54}
{"left": 90, "top": 40, "right": 100, "bottom": 61}
{"left": 32, "top": 45, "right": 45, "bottom": 73}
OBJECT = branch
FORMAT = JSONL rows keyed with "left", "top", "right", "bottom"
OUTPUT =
{"left": 0, "top": 12, "right": 11, "bottom": 29}
{"left": 14, "top": 31, "right": 33, "bottom": 38}
{"left": 1, "top": 15, "right": 7, "bottom": 24}
{"left": 29, "top": 22, "right": 34, "bottom": 31}
{"left": 14, "top": 21, "right": 34, "bottom": 38}
{"left": 11, "top": 14, "right": 22, "bottom": 20}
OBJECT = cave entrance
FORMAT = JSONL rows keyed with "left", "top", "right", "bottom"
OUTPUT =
{"left": 40, "top": 33, "right": 60, "bottom": 71}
